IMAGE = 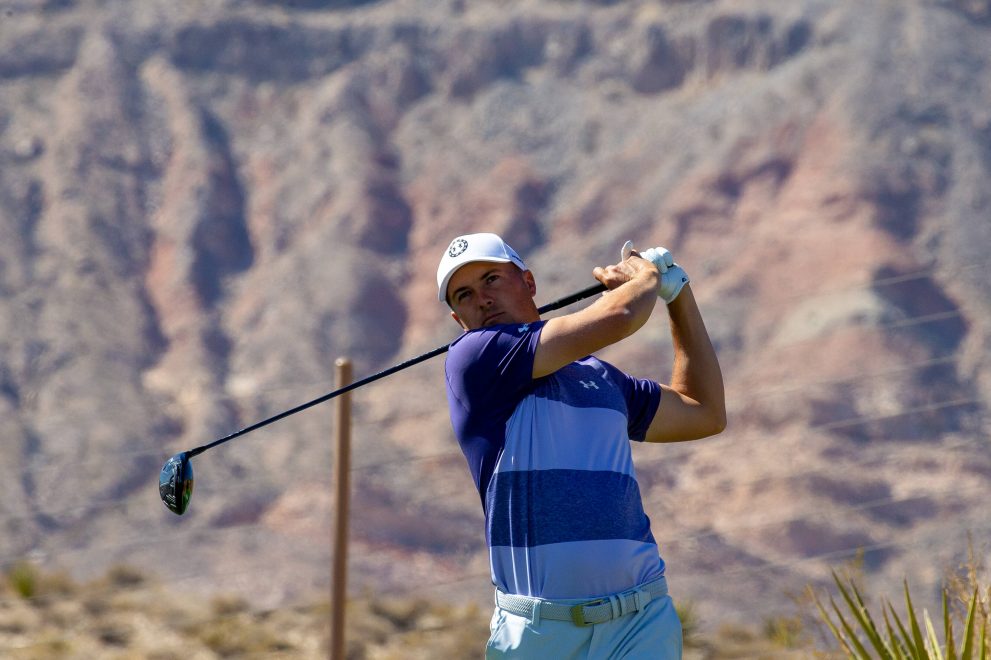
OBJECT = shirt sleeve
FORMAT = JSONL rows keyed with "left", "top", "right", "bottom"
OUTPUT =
{"left": 601, "top": 362, "right": 662, "bottom": 442}
{"left": 445, "top": 321, "right": 546, "bottom": 430}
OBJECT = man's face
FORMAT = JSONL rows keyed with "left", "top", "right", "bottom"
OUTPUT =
{"left": 447, "top": 261, "right": 539, "bottom": 331}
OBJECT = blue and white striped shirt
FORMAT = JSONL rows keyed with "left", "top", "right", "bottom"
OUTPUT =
{"left": 445, "top": 320, "right": 665, "bottom": 599}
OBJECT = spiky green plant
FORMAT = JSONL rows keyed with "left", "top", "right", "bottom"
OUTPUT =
{"left": 811, "top": 570, "right": 989, "bottom": 660}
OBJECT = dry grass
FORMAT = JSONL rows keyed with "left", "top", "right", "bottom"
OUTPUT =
{"left": 0, "top": 561, "right": 490, "bottom": 659}
{"left": 0, "top": 561, "right": 816, "bottom": 658}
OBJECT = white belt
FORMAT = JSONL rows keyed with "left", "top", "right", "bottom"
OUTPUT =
{"left": 495, "top": 576, "right": 668, "bottom": 627}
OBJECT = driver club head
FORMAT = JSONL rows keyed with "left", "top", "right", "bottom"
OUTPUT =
{"left": 159, "top": 452, "right": 194, "bottom": 515}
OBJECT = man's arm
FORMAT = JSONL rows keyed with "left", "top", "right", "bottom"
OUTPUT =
{"left": 532, "top": 254, "right": 660, "bottom": 379}
{"left": 645, "top": 284, "right": 726, "bottom": 442}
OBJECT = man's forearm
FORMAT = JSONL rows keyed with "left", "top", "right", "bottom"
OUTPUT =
{"left": 667, "top": 285, "right": 726, "bottom": 430}
{"left": 594, "top": 265, "right": 661, "bottom": 332}
{"left": 585, "top": 255, "right": 662, "bottom": 340}
{"left": 535, "top": 258, "right": 659, "bottom": 379}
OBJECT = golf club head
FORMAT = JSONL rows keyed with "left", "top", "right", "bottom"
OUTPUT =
{"left": 159, "top": 452, "right": 193, "bottom": 515}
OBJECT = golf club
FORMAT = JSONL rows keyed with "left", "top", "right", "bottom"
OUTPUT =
{"left": 159, "top": 281, "right": 607, "bottom": 515}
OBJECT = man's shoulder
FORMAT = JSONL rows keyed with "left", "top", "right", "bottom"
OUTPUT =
{"left": 567, "top": 355, "right": 623, "bottom": 379}
{"left": 445, "top": 321, "right": 545, "bottom": 399}
{"left": 449, "top": 321, "right": 544, "bottom": 355}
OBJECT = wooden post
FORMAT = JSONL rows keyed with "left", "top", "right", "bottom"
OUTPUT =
{"left": 329, "top": 358, "right": 352, "bottom": 660}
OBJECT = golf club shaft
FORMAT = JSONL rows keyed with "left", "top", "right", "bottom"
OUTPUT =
{"left": 186, "top": 282, "right": 607, "bottom": 457}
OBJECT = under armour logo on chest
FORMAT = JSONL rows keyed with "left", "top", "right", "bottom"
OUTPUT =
{"left": 579, "top": 380, "right": 599, "bottom": 390}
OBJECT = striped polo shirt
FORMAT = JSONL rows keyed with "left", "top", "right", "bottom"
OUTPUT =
{"left": 444, "top": 320, "right": 665, "bottom": 599}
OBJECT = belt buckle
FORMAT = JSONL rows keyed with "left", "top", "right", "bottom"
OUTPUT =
{"left": 570, "top": 599, "right": 605, "bottom": 627}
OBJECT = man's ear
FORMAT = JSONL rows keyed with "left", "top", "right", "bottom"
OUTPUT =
{"left": 524, "top": 270, "right": 536, "bottom": 297}
{"left": 450, "top": 310, "right": 469, "bottom": 331}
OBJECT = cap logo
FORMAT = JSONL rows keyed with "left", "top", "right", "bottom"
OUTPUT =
{"left": 448, "top": 238, "right": 469, "bottom": 258}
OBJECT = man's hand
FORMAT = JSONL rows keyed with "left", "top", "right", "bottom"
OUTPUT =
{"left": 535, "top": 243, "right": 660, "bottom": 379}
{"left": 623, "top": 241, "right": 690, "bottom": 304}
{"left": 592, "top": 243, "right": 659, "bottom": 291}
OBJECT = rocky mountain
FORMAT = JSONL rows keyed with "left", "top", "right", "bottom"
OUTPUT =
{"left": 1, "top": 0, "right": 989, "bottom": 635}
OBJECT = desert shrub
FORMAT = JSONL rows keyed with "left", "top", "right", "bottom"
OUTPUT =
{"left": 763, "top": 614, "right": 808, "bottom": 649}
{"left": 210, "top": 594, "right": 250, "bottom": 617}
{"left": 3, "top": 561, "right": 77, "bottom": 604}
{"left": 811, "top": 569, "right": 990, "bottom": 659}
{"left": 80, "top": 590, "right": 114, "bottom": 617}
{"left": 6, "top": 561, "right": 38, "bottom": 599}
{"left": 0, "top": 608, "right": 37, "bottom": 635}
{"left": 676, "top": 599, "right": 701, "bottom": 647}
{"left": 94, "top": 617, "right": 133, "bottom": 647}
{"left": 103, "top": 563, "right": 147, "bottom": 589}
{"left": 188, "top": 614, "right": 294, "bottom": 657}
{"left": 369, "top": 596, "right": 425, "bottom": 629}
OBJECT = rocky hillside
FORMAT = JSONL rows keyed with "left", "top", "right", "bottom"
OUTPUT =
{"left": 1, "top": 0, "right": 990, "bottom": 636}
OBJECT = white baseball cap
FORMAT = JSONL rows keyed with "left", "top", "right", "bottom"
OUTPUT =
{"left": 437, "top": 233, "right": 527, "bottom": 303}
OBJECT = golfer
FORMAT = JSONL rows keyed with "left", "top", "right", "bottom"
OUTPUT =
{"left": 437, "top": 232, "right": 725, "bottom": 658}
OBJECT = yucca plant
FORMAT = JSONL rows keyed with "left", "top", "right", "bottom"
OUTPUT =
{"left": 811, "top": 569, "right": 990, "bottom": 660}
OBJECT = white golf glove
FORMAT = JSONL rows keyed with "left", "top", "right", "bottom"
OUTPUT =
{"left": 621, "top": 240, "right": 690, "bottom": 304}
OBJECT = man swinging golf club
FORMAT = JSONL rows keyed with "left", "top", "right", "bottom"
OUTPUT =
{"left": 438, "top": 233, "right": 726, "bottom": 658}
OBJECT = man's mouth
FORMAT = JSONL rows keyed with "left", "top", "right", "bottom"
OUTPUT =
{"left": 482, "top": 312, "right": 503, "bottom": 326}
